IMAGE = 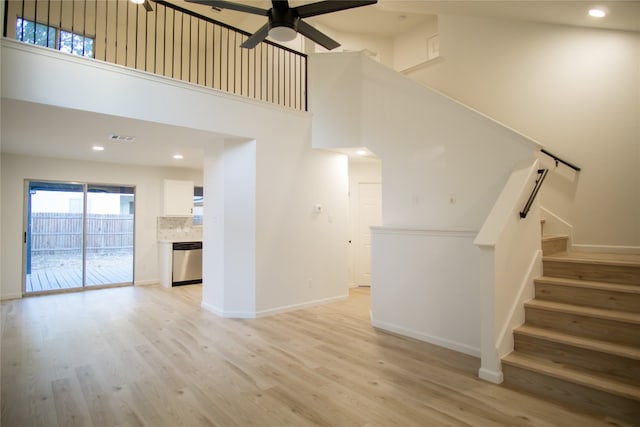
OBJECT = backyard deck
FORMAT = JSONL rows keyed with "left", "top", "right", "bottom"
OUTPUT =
{"left": 25, "top": 261, "right": 132, "bottom": 293}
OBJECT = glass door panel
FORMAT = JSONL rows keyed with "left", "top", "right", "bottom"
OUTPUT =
{"left": 25, "top": 181, "right": 85, "bottom": 293}
{"left": 85, "top": 185, "right": 135, "bottom": 287}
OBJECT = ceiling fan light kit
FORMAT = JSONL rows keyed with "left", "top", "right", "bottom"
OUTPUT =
{"left": 185, "top": 0, "right": 377, "bottom": 49}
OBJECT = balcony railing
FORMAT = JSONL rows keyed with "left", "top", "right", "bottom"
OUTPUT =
{"left": 3, "top": 0, "right": 307, "bottom": 111}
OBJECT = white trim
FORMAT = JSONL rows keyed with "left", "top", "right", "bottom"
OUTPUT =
{"left": 478, "top": 367, "right": 504, "bottom": 384}
{"left": 371, "top": 226, "right": 478, "bottom": 238}
{"left": 256, "top": 294, "right": 348, "bottom": 317}
{"left": 400, "top": 56, "right": 445, "bottom": 75}
{"left": 134, "top": 279, "right": 158, "bottom": 286}
{"left": 201, "top": 301, "right": 256, "bottom": 319}
{"left": 201, "top": 294, "right": 349, "bottom": 319}
{"left": 0, "top": 293, "right": 23, "bottom": 301}
{"left": 571, "top": 244, "right": 640, "bottom": 255}
{"left": 371, "top": 316, "right": 480, "bottom": 358}
{"left": 540, "top": 206, "right": 573, "bottom": 245}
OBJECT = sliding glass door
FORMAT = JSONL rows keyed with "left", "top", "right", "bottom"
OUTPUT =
{"left": 25, "top": 182, "right": 85, "bottom": 292}
{"left": 24, "top": 181, "right": 135, "bottom": 294}
{"left": 85, "top": 185, "right": 135, "bottom": 287}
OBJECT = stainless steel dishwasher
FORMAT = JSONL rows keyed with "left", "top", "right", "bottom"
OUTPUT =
{"left": 172, "top": 241, "right": 202, "bottom": 286}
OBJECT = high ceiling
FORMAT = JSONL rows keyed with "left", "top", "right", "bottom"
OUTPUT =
{"left": 2, "top": 1, "right": 639, "bottom": 170}
{"left": 179, "top": 0, "right": 640, "bottom": 35}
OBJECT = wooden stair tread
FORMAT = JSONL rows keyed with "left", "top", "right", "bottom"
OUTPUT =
{"left": 543, "top": 251, "right": 640, "bottom": 267}
{"left": 525, "top": 299, "right": 640, "bottom": 324}
{"left": 535, "top": 276, "right": 640, "bottom": 293}
{"left": 503, "top": 352, "right": 640, "bottom": 401}
{"left": 514, "top": 325, "right": 640, "bottom": 360}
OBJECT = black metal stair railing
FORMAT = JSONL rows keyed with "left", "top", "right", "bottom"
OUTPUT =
{"left": 520, "top": 168, "right": 549, "bottom": 219}
{"left": 3, "top": 0, "right": 307, "bottom": 111}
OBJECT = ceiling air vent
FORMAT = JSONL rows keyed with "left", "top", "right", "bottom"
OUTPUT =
{"left": 109, "top": 134, "right": 136, "bottom": 142}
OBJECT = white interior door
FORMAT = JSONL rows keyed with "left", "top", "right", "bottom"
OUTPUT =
{"left": 355, "top": 183, "right": 382, "bottom": 287}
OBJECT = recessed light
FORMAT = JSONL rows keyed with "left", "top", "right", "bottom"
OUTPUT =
{"left": 356, "top": 149, "right": 368, "bottom": 156}
{"left": 589, "top": 8, "right": 606, "bottom": 18}
{"left": 130, "top": 0, "right": 145, "bottom": 4}
{"left": 173, "top": 154, "right": 184, "bottom": 160}
{"left": 92, "top": 145, "right": 105, "bottom": 151}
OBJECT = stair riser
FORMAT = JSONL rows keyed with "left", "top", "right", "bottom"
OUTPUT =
{"left": 525, "top": 307, "right": 640, "bottom": 346}
{"left": 535, "top": 283, "right": 640, "bottom": 313}
{"left": 502, "top": 363, "right": 640, "bottom": 424}
{"left": 543, "top": 260, "right": 640, "bottom": 285}
{"left": 513, "top": 334, "right": 640, "bottom": 386}
{"left": 541, "top": 239, "right": 567, "bottom": 256}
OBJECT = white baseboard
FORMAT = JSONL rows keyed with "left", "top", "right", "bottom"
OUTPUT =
{"left": 134, "top": 279, "right": 158, "bottom": 286}
{"left": 201, "top": 301, "right": 256, "bottom": 318}
{"left": 0, "top": 293, "right": 23, "bottom": 301}
{"left": 256, "top": 294, "right": 348, "bottom": 317}
{"left": 201, "top": 294, "right": 349, "bottom": 319}
{"left": 572, "top": 244, "right": 640, "bottom": 255}
{"left": 371, "top": 316, "right": 480, "bottom": 358}
{"left": 478, "top": 367, "right": 504, "bottom": 384}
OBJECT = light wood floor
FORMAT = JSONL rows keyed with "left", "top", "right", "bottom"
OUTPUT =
{"left": 1, "top": 285, "right": 633, "bottom": 427}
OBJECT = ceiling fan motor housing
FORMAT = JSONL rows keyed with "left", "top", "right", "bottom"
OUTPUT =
{"left": 184, "top": 0, "right": 378, "bottom": 49}
{"left": 269, "top": 7, "right": 300, "bottom": 32}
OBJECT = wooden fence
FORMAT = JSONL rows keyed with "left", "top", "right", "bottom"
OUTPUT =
{"left": 30, "top": 212, "right": 133, "bottom": 255}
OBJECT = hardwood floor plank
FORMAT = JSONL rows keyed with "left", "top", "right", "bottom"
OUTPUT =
{"left": 75, "top": 365, "right": 120, "bottom": 427}
{"left": 52, "top": 377, "right": 89, "bottom": 427}
{"left": 2, "top": 285, "right": 634, "bottom": 427}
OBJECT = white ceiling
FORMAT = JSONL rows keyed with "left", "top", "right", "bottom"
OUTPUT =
{"left": 2, "top": 0, "right": 638, "bottom": 170}
{"left": 1, "top": 99, "right": 220, "bottom": 170}
{"left": 182, "top": 0, "right": 640, "bottom": 35}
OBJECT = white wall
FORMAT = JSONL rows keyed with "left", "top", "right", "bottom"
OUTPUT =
{"left": 393, "top": 16, "right": 439, "bottom": 72}
{"left": 312, "top": 23, "right": 395, "bottom": 67}
{"left": 371, "top": 227, "right": 481, "bottom": 356}
{"left": 2, "top": 41, "right": 350, "bottom": 312}
{"left": 405, "top": 15, "right": 640, "bottom": 247}
{"left": 0, "top": 153, "right": 201, "bottom": 299}
{"left": 311, "top": 52, "right": 539, "bottom": 230}
{"left": 310, "top": 51, "right": 540, "bottom": 357}
{"left": 256, "top": 146, "right": 349, "bottom": 314}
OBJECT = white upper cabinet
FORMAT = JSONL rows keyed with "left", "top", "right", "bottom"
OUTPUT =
{"left": 163, "top": 179, "right": 194, "bottom": 216}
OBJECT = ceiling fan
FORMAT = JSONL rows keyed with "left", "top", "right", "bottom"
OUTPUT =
{"left": 185, "top": 0, "right": 378, "bottom": 50}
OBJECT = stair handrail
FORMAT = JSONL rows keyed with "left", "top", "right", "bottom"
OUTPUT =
{"left": 541, "top": 149, "right": 581, "bottom": 172}
{"left": 520, "top": 168, "right": 549, "bottom": 219}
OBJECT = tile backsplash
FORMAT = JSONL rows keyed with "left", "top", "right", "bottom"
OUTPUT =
{"left": 157, "top": 216, "right": 202, "bottom": 241}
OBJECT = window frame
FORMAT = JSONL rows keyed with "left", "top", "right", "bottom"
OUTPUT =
{"left": 15, "top": 16, "right": 96, "bottom": 58}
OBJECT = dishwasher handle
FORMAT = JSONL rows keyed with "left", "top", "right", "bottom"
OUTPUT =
{"left": 173, "top": 241, "right": 202, "bottom": 250}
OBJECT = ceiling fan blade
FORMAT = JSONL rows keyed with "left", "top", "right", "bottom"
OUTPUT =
{"left": 184, "top": 0, "right": 269, "bottom": 16}
{"left": 296, "top": 20, "right": 339, "bottom": 50}
{"left": 296, "top": 0, "right": 377, "bottom": 19}
{"left": 241, "top": 23, "right": 270, "bottom": 49}
{"left": 143, "top": 0, "right": 153, "bottom": 12}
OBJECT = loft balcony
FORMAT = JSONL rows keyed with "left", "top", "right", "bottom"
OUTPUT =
{"left": 3, "top": 0, "right": 307, "bottom": 111}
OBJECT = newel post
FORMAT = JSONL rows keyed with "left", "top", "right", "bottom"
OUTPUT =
{"left": 477, "top": 245, "right": 504, "bottom": 384}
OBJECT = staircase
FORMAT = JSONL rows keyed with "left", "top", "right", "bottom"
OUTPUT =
{"left": 502, "top": 226, "right": 640, "bottom": 423}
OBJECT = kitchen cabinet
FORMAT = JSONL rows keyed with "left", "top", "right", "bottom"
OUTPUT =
{"left": 163, "top": 179, "right": 194, "bottom": 216}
